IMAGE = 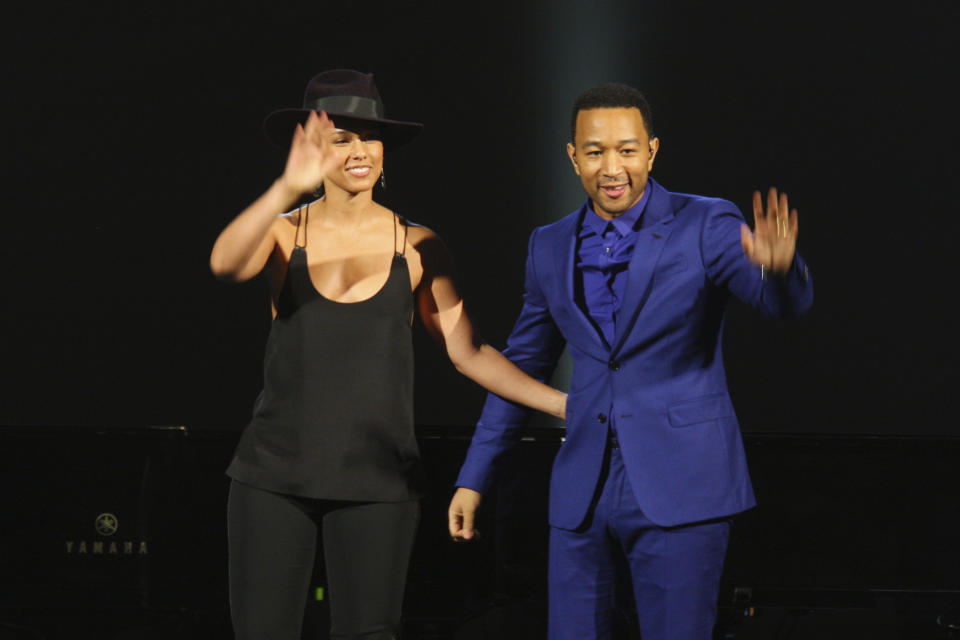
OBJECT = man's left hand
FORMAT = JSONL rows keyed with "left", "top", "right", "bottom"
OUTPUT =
{"left": 740, "top": 186, "right": 798, "bottom": 274}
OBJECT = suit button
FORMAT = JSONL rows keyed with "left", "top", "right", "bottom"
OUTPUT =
{"left": 608, "top": 360, "right": 620, "bottom": 371}
{"left": 597, "top": 413, "right": 607, "bottom": 424}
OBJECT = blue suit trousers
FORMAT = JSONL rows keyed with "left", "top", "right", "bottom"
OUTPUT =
{"left": 548, "top": 443, "right": 730, "bottom": 640}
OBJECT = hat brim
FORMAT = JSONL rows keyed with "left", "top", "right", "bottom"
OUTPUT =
{"left": 263, "top": 108, "right": 423, "bottom": 150}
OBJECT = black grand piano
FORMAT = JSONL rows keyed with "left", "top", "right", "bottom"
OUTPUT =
{"left": 1, "top": 426, "right": 958, "bottom": 639}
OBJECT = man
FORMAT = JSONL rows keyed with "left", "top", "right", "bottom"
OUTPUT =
{"left": 448, "top": 82, "right": 813, "bottom": 640}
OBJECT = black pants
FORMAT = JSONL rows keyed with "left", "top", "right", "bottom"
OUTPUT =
{"left": 227, "top": 480, "right": 419, "bottom": 640}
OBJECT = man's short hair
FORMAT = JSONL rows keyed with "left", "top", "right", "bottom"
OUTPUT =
{"left": 570, "top": 83, "right": 654, "bottom": 143}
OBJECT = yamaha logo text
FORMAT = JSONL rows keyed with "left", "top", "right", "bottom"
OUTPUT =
{"left": 64, "top": 512, "right": 149, "bottom": 556}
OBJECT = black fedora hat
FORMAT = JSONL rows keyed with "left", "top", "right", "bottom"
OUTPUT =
{"left": 263, "top": 69, "right": 423, "bottom": 149}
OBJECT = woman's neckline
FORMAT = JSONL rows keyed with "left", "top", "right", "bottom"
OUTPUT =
{"left": 294, "top": 246, "right": 402, "bottom": 305}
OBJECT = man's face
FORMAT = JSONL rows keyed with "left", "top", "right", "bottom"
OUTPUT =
{"left": 566, "top": 107, "right": 659, "bottom": 219}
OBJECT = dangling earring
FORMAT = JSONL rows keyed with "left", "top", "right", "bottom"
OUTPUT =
{"left": 380, "top": 168, "right": 387, "bottom": 190}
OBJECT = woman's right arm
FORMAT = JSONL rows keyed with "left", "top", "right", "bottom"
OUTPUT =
{"left": 209, "top": 179, "right": 301, "bottom": 281}
{"left": 209, "top": 110, "right": 334, "bottom": 281}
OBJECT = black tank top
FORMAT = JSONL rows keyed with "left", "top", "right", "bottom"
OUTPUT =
{"left": 227, "top": 206, "right": 423, "bottom": 501}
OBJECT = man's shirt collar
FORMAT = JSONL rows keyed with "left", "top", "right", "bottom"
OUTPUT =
{"left": 582, "top": 180, "right": 652, "bottom": 237}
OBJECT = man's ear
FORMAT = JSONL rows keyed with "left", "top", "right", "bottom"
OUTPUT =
{"left": 648, "top": 136, "right": 660, "bottom": 170}
{"left": 566, "top": 142, "right": 580, "bottom": 175}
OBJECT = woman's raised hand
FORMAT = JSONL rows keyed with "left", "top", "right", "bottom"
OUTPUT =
{"left": 280, "top": 110, "right": 337, "bottom": 197}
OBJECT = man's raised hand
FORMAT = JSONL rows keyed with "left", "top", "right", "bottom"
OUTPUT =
{"left": 740, "top": 186, "right": 798, "bottom": 275}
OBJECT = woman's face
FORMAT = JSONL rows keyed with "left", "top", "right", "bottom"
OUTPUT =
{"left": 321, "top": 117, "right": 384, "bottom": 195}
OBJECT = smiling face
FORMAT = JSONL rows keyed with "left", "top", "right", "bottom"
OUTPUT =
{"left": 321, "top": 117, "right": 384, "bottom": 195}
{"left": 566, "top": 107, "right": 659, "bottom": 219}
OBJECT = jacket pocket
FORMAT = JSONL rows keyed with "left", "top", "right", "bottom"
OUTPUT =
{"left": 667, "top": 393, "right": 732, "bottom": 427}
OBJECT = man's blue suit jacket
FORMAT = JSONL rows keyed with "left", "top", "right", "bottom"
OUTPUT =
{"left": 456, "top": 179, "right": 813, "bottom": 530}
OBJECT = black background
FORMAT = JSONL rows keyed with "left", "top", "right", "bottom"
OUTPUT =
{"left": 2, "top": 0, "right": 957, "bottom": 434}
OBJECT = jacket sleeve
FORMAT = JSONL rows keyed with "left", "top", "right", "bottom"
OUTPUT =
{"left": 455, "top": 227, "right": 567, "bottom": 494}
{"left": 701, "top": 200, "right": 813, "bottom": 317}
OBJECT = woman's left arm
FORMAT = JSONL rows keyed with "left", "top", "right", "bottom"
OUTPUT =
{"left": 412, "top": 230, "right": 566, "bottom": 419}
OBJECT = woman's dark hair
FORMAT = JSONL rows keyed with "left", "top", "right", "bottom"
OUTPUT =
{"left": 570, "top": 83, "right": 654, "bottom": 142}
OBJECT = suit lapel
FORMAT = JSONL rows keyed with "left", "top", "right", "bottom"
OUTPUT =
{"left": 610, "top": 181, "right": 676, "bottom": 354}
{"left": 550, "top": 207, "right": 609, "bottom": 356}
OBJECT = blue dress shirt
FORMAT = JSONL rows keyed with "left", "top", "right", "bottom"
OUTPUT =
{"left": 574, "top": 182, "right": 652, "bottom": 348}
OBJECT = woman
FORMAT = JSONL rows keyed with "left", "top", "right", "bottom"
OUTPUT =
{"left": 209, "top": 69, "right": 566, "bottom": 640}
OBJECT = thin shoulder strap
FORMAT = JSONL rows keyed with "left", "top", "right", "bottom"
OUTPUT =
{"left": 295, "top": 204, "right": 309, "bottom": 249}
{"left": 394, "top": 214, "right": 408, "bottom": 256}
